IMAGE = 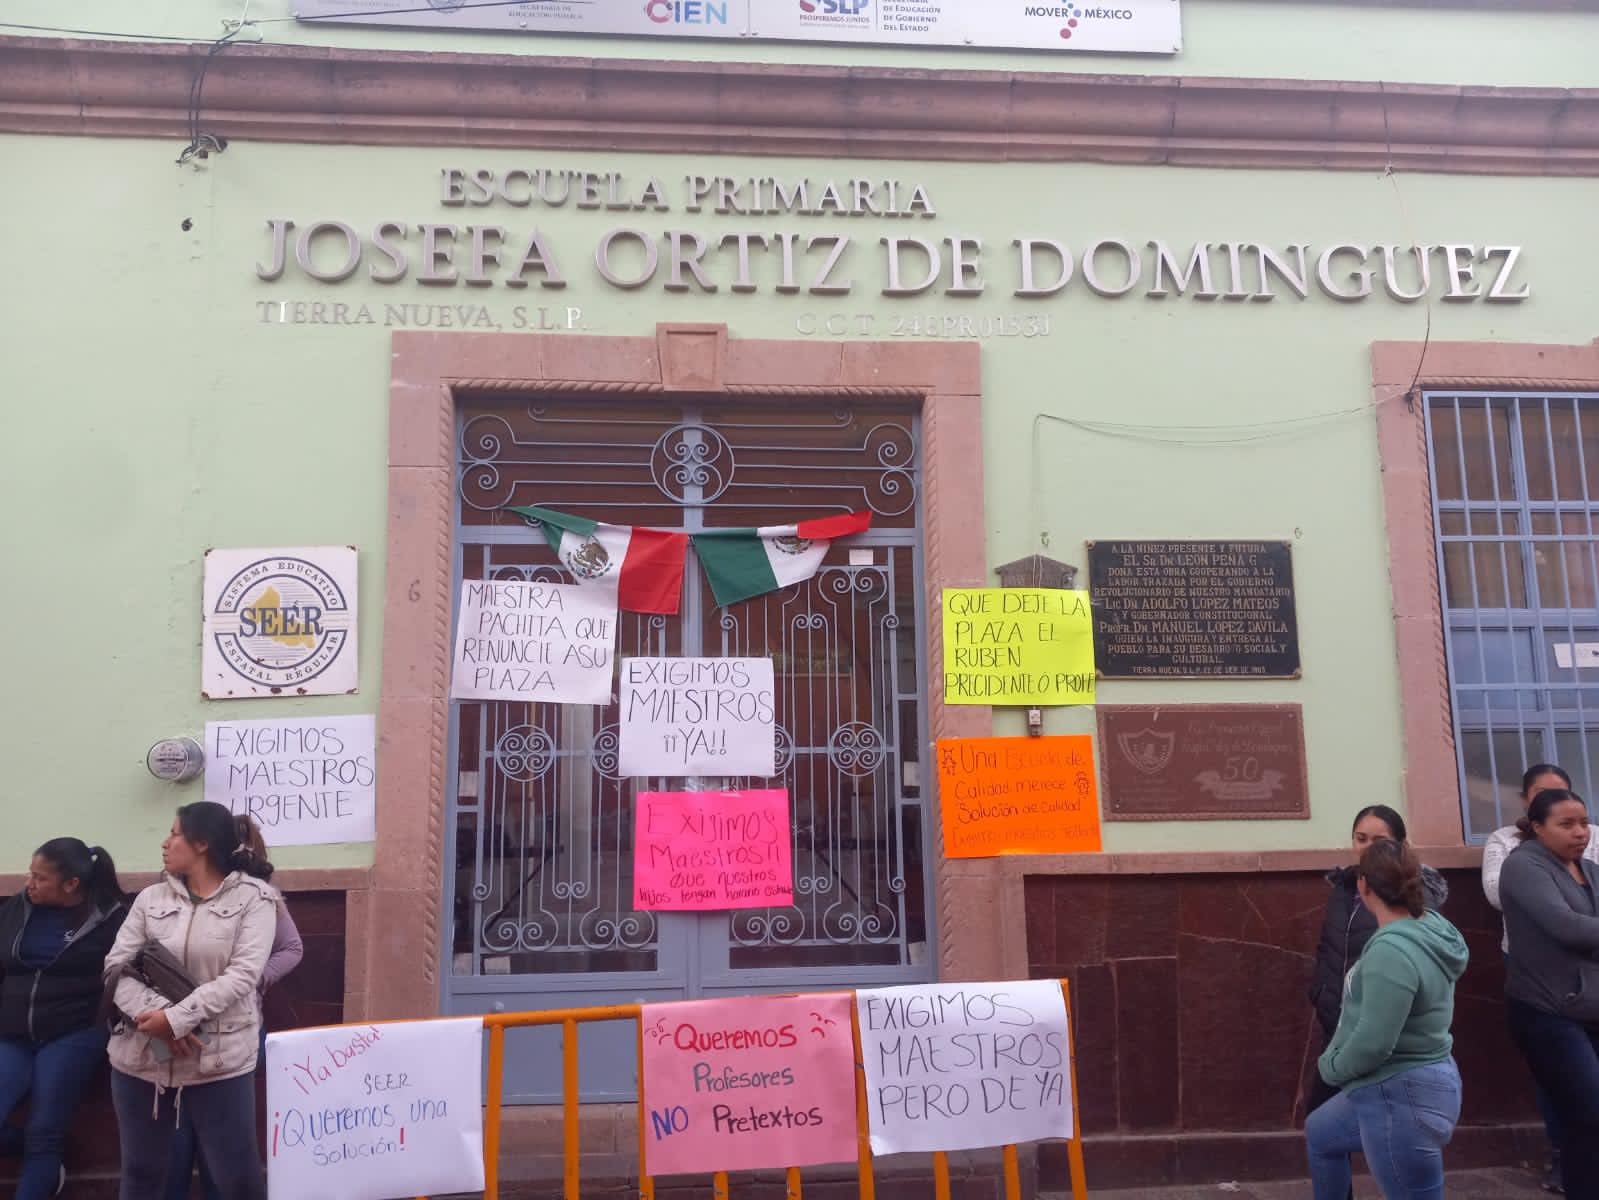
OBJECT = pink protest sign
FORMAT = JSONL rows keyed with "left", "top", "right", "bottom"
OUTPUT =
{"left": 640, "top": 993, "right": 858, "bottom": 1176}
{"left": 633, "top": 789, "right": 794, "bottom": 911}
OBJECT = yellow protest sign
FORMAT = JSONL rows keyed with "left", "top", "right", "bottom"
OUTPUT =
{"left": 941, "top": 588, "right": 1095, "bottom": 706}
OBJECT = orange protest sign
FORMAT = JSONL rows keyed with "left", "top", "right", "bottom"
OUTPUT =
{"left": 936, "top": 735, "right": 1102, "bottom": 857}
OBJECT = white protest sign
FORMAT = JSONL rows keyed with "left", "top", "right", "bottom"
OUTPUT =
{"left": 450, "top": 579, "right": 617, "bottom": 705}
{"left": 856, "top": 980, "right": 1074, "bottom": 1155}
{"left": 204, "top": 716, "right": 376, "bottom": 846}
{"left": 266, "top": 1019, "right": 485, "bottom": 1200}
{"left": 619, "top": 657, "right": 776, "bottom": 777}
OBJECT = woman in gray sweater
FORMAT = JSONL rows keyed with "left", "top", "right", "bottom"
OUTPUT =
{"left": 1500, "top": 788, "right": 1599, "bottom": 1199}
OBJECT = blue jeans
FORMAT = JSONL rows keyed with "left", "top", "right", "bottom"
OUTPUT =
{"left": 1503, "top": 953, "right": 1565, "bottom": 1152}
{"left": 110, "top": 1069, "right": 265, "bottom": 1200}
{"left": 1305, "top": 1058, "right": 1461, "bottom": 1200}
{"left": 1507, "top": 998, "right": 1599, "bottom": 1198}
{"left": 0, "top": 1026, "right": 110, "bottom": 1199}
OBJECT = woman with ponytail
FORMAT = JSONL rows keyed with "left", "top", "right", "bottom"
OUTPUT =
{"left": 103, "top": 803, "right": 276, "bottom": 1200}
{"left": 1481, "top": 762, "right": 1587, "bottom": 1191}
{"left": 1304, "top": 839, "right": 1469, "bottom": 1199}
{"left": 1499, "top": 789, "right": 1599, "bottom": 1199}
{"left": 0, "top": 838, "right": 128, "bottom": 1198}
{"left": 164, "top": 815, "right": 302, "bottom": 1200}
{"left": 1306, "top": 806, "right": 1449, "bottom": 1117}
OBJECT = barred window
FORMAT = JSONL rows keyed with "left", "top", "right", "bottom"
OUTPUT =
{"left": 1426, "top": 392, "right": 1599, "bottom": 837}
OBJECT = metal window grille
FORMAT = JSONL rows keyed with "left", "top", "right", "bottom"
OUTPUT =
{"left": 443, "top": 396, "right": 933, "bottom": 1099}
{"left": 1424, "top": 391, "right": 1599, "bottom": 838}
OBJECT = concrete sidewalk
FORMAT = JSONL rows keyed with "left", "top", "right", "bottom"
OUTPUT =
{"left": 1067, "top": 1165, "right": 1552, "bottom": 1198}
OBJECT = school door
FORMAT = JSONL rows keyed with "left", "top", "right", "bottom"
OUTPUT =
{"left": 442, "top": 394, "right": 935, "bottom": 1101}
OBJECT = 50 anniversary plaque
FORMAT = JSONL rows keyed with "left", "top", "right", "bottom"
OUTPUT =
{"left": 1088, "top": 540, "right": 1300, "bottom": 678}
{"left": 1098, "top": 704, "right": 1309, "bottom": 821}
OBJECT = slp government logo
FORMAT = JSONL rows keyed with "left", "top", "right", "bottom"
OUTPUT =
{"left": 202, "top": 546, "right": 359, "bottom": 698}
{"left": 797, "top": 0, "right": 871, "bottom": 23}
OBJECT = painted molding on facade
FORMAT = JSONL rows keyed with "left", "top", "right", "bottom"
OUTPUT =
{"left": 369, "top": 324, "right": 987, "bottom": 1020}
{"left": 3, "top": 36, "right": 1599, "bottom": 175}
{"left": 1372, "top": 337, "right": 1599, "bottom": 849}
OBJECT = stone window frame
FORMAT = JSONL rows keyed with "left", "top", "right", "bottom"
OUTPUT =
{"left": 1371, "top": 338, "right": 1599, "bottom": 849}
{"left": 352, "top": 323, "right": 1001, "bottom": 1020}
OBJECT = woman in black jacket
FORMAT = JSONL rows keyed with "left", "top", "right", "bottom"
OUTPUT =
{"left": 0, "top": 839, "right": 128, "bottom": 1199}
{"left": 1305, "top": 805, "right": 1449, "bottom": 1114}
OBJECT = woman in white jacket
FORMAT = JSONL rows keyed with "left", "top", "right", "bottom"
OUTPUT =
{"left": 103, "top": 802, "right": 276, "bottom": 1200}
{"left": 1481, "top": 762, "right": 1598, "bottom": 1193}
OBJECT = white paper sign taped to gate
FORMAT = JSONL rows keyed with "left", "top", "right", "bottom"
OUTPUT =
{"left": 266, "top": 1018, "right": 485, "bottom": 1200}
{"left": 450, "top": 579, "right": 617, "bottom": 705}
{"left": 619, "top": 656, "right": 776, "bottom": 777}
{"left": 856, "top": 980, "right": 1074, "bottom": 1155}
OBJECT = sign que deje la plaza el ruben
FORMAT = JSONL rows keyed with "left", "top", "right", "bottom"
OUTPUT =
{"left": 252, "top": 166, "right": 1532, "bottom": 334}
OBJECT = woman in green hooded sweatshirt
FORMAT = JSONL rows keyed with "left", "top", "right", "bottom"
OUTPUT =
{"left": 1304, "top": 839, "right": 1469, "bottom": 1200}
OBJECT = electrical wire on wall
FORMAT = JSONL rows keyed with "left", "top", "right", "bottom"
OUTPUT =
{"left": 1025, "top": 82, "right": 1439, "bottom": 553}
{"left": 177, "top": 29, "right": 239, "bottom": 165}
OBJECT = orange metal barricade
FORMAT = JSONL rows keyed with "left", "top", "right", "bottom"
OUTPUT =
{"left": 418, "top": 982, "right": 1089, "bottom": 1200}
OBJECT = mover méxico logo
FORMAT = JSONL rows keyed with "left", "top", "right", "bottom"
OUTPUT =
{"left": 645, "top": 0, "right": 729, "bottom": 23}
{"left": 1023, "top": 3, "right": 1135, "bottom": 38}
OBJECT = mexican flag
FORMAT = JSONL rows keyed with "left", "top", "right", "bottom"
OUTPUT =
{"left": 692, "top": 511, "right": 873, "bottom": 607}
{"left": 507, "top": 506, "right": 687, "bottom": 615}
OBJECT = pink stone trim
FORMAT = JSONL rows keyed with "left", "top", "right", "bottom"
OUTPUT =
{"left": 3, "top": 36, "right": 1599, "bottom": 175}
{"left": 362, "top": 325, "right": 983, "bottom": 1019}
{"left": 1372, "top": 338, "right": 1599, "bottom": 848}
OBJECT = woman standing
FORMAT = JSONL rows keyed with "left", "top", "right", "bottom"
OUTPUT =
{"left": 164, "top": 815, "right": 302, "bottom": 1200}
{"left": 1484, "top": 764, "right": 1593, "bottom": 922}
{"left": 0, "top": 839, "right": 128, "bottom": 1199}
{"left": 1500, "top": 788, "right": 1599, "bottom": 1199}
{"left": 1306, "top": 805, "right": 1449, "bottom": 1113}
{"left": 105, "top": 803, "right": 276, "bottom": 1200}
{"left": 1304, "top": 839, "right": 1469, "bottom": 1200}
{"left": 1482, "top": 762, "right": 1590, "bottom": 1192}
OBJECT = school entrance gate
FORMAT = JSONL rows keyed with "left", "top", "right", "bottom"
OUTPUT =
{"left": 443, "top": 395, "right": 935, "bottom": 1100}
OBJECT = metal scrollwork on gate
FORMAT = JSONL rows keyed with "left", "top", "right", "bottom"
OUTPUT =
{"left": 450, "top": 400, "right": 928, "bottom": 990}
{"left": 828, "top": 722, "right": 886, "bottom": 777}
{"left": 458, "top": 404, "right": 918, "bottom": 520}
{"left": 491, "top": 725, "right": 554, "bottom": 782}
{"left": 650, "top": 424, "right": 733, "bottom": 503}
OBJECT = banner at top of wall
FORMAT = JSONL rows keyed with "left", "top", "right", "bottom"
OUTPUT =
{"left": 293, "top": 0, "right": 1183, "bottom": 57}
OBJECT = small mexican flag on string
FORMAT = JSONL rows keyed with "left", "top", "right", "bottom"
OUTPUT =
{"left": 692, "top": 511, "right": 873, "bottom": 607}
{"left": 506, "top": 506, "right": 688, "bottom": 615}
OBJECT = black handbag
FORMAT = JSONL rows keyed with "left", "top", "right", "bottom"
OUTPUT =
{"left": 100, "top": 940, "right": 199, "bottom": 1028}
{"left": 129, "top": 940, "right": 199, "bottom": 1005}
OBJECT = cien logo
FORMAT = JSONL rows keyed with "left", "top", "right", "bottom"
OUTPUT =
{"left": 645, "top": 0, "right": 729, "bottom": 23}
{"left": 799, "top": 0, "right": 870, "bottom": 15}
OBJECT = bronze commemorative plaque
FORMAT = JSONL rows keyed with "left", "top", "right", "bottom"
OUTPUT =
{"left": 1097, "top": 704, "right": 1309, "bottom": 821}
{"left": 1088, "top": 539, "right": 1300, "bottom": 678}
